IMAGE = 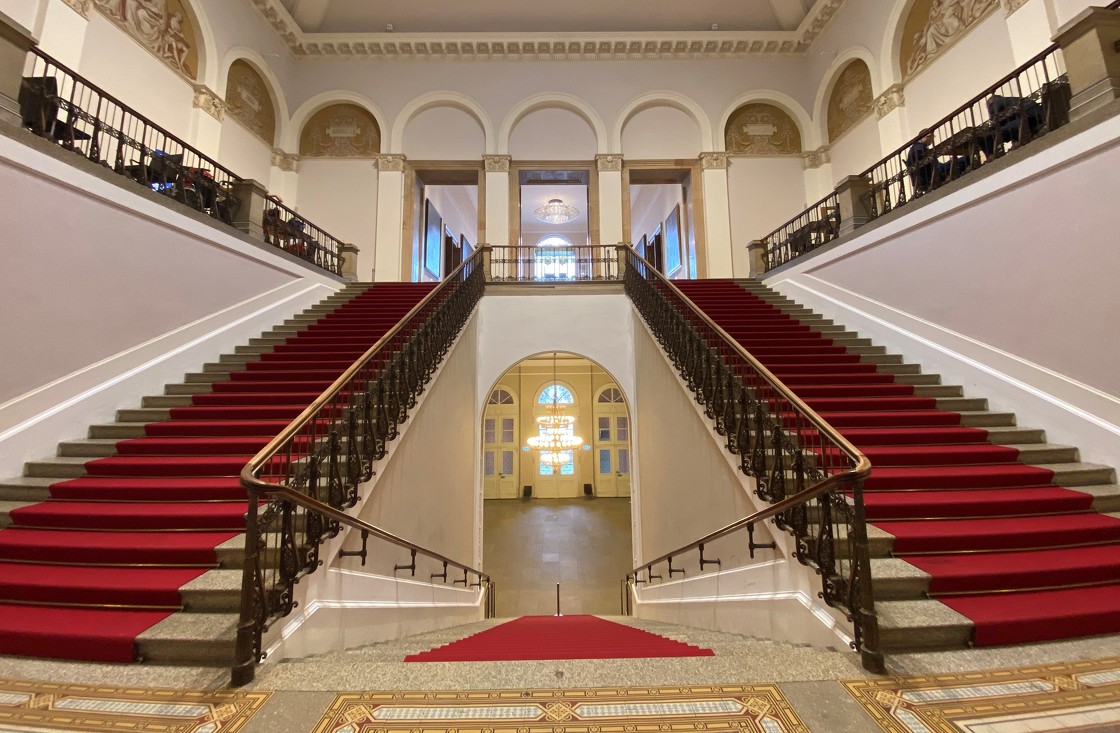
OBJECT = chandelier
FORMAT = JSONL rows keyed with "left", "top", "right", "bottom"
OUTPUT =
{"left": 534, "top": 198, "right": 580, "bottom": 225}
{"left": 526, "top": 353, "right": 584, "bottom": 466}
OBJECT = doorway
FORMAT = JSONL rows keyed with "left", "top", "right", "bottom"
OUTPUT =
{"left": 409, "top": 167, "right": 480, "bottom": 281}
{"left": 627, "top": 168, "right": 697, "bottom": 279}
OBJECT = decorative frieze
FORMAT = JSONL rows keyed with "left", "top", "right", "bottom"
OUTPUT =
{"left": 875, "top": 84, "right": 906, "bottom": 119}
{"left": 271, "top": 148, "right": 299, "bottom": 172}
{"left": 725, "top": 104, "right": 802, "bottom": 155}
{"left": 698, "top": 152, "right": 731, "bottom": 170}
{"left": 61, "top": 0, "right": 93, "bottom": 18}
{"left": 192, "top": 85, "right": 224, "bottom": 121}
{"left": 375, "top": 154, "right": 407, "bottom": 172}
{"left": 92, "top": 0, "right": 197, "bottom": 78}
{"left": 802, "top": 146, "right": 831, "bottom": 170}
{"left": 483, "top": 155, "right": 511, "bottom": 173}
{"left": 828, "top": 61, "right": 874, "bottom": 142}
{"left": 595, "top": 154, "right": 623, "bottom": 172}
{"left": 901, "top": 0, "right": 1000, "bottom": 79}
{"left": 1002, "top": 0, "right": 1030, "bottom": 16}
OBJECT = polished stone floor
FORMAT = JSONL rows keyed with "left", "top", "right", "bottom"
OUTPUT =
{"left": 482, "top": 497, "right": 634, "bottom": 617}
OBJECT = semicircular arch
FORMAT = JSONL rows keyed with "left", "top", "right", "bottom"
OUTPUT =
{"left": 498, "top": 93, "right": 608, "bottom": 155}
{"left": 218, "top": 47, "right": 289, "bottom": 146}
{"left": 612, "top": 91, "right": 713, "bottom": 154}
{"left": 718, "top": 90, "right": 815, "bottom": 153}
{"left": 389, "top": 91, "right": 496, "bottom": 155}
{"left": 812, "top": 47, "right": 882, "bottom": 143}
{"left": 286, "top": 91, "right": 388, "bottom": 153}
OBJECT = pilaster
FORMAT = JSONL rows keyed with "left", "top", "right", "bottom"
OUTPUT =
{"left": 269, "top": 147, "right": 300, "bottom": 203}
{"left": 483, "top": 155, "right": 511, "bottom": 247}
{"left": 1003, "top": 0, "right": 1058, "bottom": 66}
{"left": 189, "top": 84, "right": 224, "bottom": 160}
{"left": 596, "top": 154, "right": 624, "bottom": 246}
{"left": 698, "top": 153, "right": 733, "bottom": 278}
{"left": 374, "top": 154, "right": 407, "bottom": 281}
{"left": 874, "top": 84, "right": 908, "bottom": 153}
{"left": 38, "top": 0, "right": 90, "bottom": 69}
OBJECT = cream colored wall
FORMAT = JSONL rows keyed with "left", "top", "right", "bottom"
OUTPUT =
{"left": 726, "top": 158, "right": 807, "bottom": 276}
{"left": 402, "top": 107, "right": 486, "bottom": 160}
{"left": 630, "top": 184, "right": 684, "bottom": 253}
{"left": 621, "top": 107, "right": 702, "bottom": 159}
{"left": 508, "top": 108, "right": 597, "bottom": 161}
{"left": 297, "top": 159, "right": 379, "bottom": 280}
{"left": 827, "top": 113, "right": 883, "bottom": 183}
{"left": 218, "top": 117, "right": 273, "bottom": 183}
{"left": 1, "top": 0, "right": 42, "bottom": 33}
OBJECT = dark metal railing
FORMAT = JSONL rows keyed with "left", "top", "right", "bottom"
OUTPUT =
{"left": 863, "top": 44, "right": 1068, "bottom": 221}
{"left": 19, "top": 47, "right": 344, "bottom": 276}
{"left": 263, "top": 197, "right": 343, "bottom": 277}
{"left": 761, "top": 192, "right": 840, "bottom": 271}
{"left": 489, "top": 245, "right": 621, "bottom": 282}
{"left": 232, "top": 251, "right": 489, "bottom": 686}
{"left": 22, "top": 48, "right": 240, "bottom": 223}
{"left": 622, "top": 250, "right": 881, "bottom": 672}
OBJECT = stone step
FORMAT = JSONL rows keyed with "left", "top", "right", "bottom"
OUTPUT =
{"left": 24, "top": 456, "right": 89, "bottom": 479}
{"left": 234, "top": 345, "right": 274, "bottom": 355}
{"left": 934, "top": 397, "right": 988, "bottom": 411}
{"left": 983, "top": 426, "right": 1045, "bottom": 444}
{"left": 164, "top": 383, "right": 214, "bottom": 395}
{"left": 876, "top": 599, "right": 973, "bottom": 652}
{"left": 1041, "top": 463, "right": 1116, "bottom": 487}
{"left": 1013, "top": 443, "right": 1079, "bottom": 464}
{"left": 870, "top": 558, "right": 929, "bottom": 601}
{"left": 248, "top": 336, "right": 288, "bottom": 347}
{"left": 860, "top": 354, "right": 903, "bottom": 365}
{"left": 136, "top": 612, "right": 239, "bottom": 667}
{"left": 185, "top": 372, "right": 231, "bottom": 384}
{"left": 117, "top": 407, "right": 172, "bottom": 422}
{"left": 892, "top": 373, "right": 943, "bottom": 386}
{"left": 1080, "top": 484, "right": 1120, "bottom": 513}
{"left": 959, "top": 411, "right": 1016, "bottom": 427}
{"left": 180, "top": 569, "right": 242, "bottom": 613}
{"left": 57, "top": 438, "right": 120, "bottom": 458}
{"left": 219, "top": 353, "right": 258, "bottom": 365}
{"left": 0, "top": 476, "right": 56, "bottom": 502}
{"left": 877, "top": 363, "right": 922, "bottom": 375}
{"left": 142, "top": 395, "right": 195, "bottom": 408}
{"left": 0, "top": 500, "right": 35, "bottom": 528}
{"left": 912, "top": 385, "right": 963, "bottom": 398}
{"left": 89, "top": 422, "right": 149, "bottom": 439}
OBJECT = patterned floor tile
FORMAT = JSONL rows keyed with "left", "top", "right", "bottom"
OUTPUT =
{"left": 843, "top": 656, "right": 1120, "bottom": 732}
{"left": 313, "top": 685, "right": 808, "bottom": 732}
{"left": 0, "top": 677, "right": 269, "bottom": 733}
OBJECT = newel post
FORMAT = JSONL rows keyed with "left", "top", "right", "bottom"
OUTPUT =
{"left": 230, "top": 179, "right": 269, "bottom": 241}
{"left": 1053, "top": 7, "right": 1120, "bottom": 121}
{"left": 834, "top": 175, "right": 873, "bottom": 237}
{"left": 0, "top": 11, "right": 37, "bottom": 128}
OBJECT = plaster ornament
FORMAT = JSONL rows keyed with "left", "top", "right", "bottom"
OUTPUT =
{"left": 193, "top": 85, "right": 225, "bottom": 121}
{"left": 828, "top": 61, "right": 874, "bottom": 142}
{"left": 225, "top": 60, "right": 277, "bottom": 145}
{"left": 483, "top": 155, "right": 512, "bottom": 172}
{"left": 300, "top": 105, "right": 380, "bottom": 158}
{"left": 595, "top": 154, "right": 623, "bottom": 172}
{"left": 725, "top": 104, "right": 802, "bottom": 156}
{"left": 875, "top": 85, "right": 906, "bottom": 118}
{"left": 699, "top": 152, "right": 731, "bottom": 170}
{"left": 903, "top": 0, "right": 999, "bottom": 78}
{"left": 375, "top": 154, "right": 407, "bottom": 172}
{"left": 93, "top": 0, "right": 196, "bottom": 77}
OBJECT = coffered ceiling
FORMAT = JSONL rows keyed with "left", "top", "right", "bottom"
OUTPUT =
{"left": 249, "top": 0, "right": 846, "bottom": 61}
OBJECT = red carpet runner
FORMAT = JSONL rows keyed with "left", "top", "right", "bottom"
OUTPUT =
{"left": 674, "top": 279, "right": 1120, "bottom": 647}
{"left": 0, "top": 282, "right": 434, "bottom": 662}
{"left": 405, "top": 616, "right": 714, "bottom": 662}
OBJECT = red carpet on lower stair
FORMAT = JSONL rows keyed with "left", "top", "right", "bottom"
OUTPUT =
{"left": 675, "top": 279, "right": 1120, "bottom": 649}
{"left": 0, "top": 282, "right": 436, "bottom": 663}
{"left": 404, "top": 616, "right": 714, "bottom": 662}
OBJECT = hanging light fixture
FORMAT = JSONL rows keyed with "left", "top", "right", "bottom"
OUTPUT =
{"left": 526, "top": 352, "right": 583, "bottom": 465}
{"left": 534, "top": 198, "right": 580, "bottom": 225}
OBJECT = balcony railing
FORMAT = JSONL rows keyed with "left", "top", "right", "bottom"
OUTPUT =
{"left": 20, "top": 47, "right": 343, "bottom": 276}
{"left": 232, "top": 251, "right": 488, "bottom": 685}
{"left": 489, "top": 245, "right": 621, "bottom": 282}
{"left": 758, "top": 43, "right": 1069, "bottom": 272}
{"left": 622, "top": 250, "right": 880, "bottom": 672}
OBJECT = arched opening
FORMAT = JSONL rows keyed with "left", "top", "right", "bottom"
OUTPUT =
{"left": 482, "top": 352, "right": 634, "bottom": 616}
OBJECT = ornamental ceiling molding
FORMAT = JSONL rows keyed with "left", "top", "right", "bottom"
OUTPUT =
{"left": 61, "top": 0, "right": 93, "bottom": 18}
{"left": 247, "top": 0, "right": 848, "bottom": 62}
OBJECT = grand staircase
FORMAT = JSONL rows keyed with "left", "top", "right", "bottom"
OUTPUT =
{"left": 0, "top": 282, "right": 435, "bottom": 665}
{"left": 673, "top": 278, "right": 1120, "bottom": 653}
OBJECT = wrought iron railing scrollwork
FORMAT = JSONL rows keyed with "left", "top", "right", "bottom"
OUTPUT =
{"left": 621, "top": 250, "right": 881, "bottom": 672}
{"left": 489, "top": 245, "right": 621, "bottom": 282}
{"left": 232, "top": 251, "right": 489, "bottom": 686}
{"left": 761, "top": 192, "right": 841, "bottom": 271}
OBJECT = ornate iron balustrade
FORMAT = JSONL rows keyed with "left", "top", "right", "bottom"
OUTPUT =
{"left": 862, "top": 44, "right": 1068, "bottom": 222}
{"left": 621, "top": 250, "right": 881, "bottom": 672}
{"left": 760, "top": 192, "right": 840, "bottom": 271}
{"left": 263, "top": 197, "right": 343, "bottom": 277}
{"left": 20, "top": 47, "right": 343, "bottom": 276}
{"left": 489, "top": 245, "right": 621, "bottom": 282}
{"left": 232, "top": 252, "right": 488, "bottom": 686}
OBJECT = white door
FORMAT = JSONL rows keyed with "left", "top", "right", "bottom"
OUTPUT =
{"left": 533, "top": 383, "right": 580, "bottom": 498}
{"left": 483, "top": 389, "right": 519, "bottom": 499}
{"left": 593, "top": 386, "right": 632, "bottom": 497}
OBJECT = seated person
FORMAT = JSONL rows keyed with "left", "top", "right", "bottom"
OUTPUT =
{"left": 906, "top": 130, "right": 970, "bottom": 194}
{"left": 978, "top": 94, "right": 1045, "bottom": 156}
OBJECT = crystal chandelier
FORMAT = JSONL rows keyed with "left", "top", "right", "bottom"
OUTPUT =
{"left": 526, "top": 353, "right": 583, "bottom": 466}
{"left": 534, "top": 198, "right": 580, "bottom": 225}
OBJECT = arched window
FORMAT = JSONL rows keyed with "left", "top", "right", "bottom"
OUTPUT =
{"left": 539, "top": 384, "right": 574, "bottom": 405}
{"left": 597, "top": 387, "right": 624, "bottom": 404}
{"left": 533, "top": 235, "right": 577, "bottom": 280}
{"left": 488, "top": 388, "right": 515, "bottom": 405}
{"left": 537, "top": 234, "right": 573, "bottom": 247}
{"left": 537, "top": 383, "right": 576, "bottom": 476}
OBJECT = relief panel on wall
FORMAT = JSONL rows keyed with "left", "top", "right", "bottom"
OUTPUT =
{"left": 299, "top": 104, "right": 381, "bottom": 158}
{"left": 225, "top": 60, "right": 276, "bottom": 145}
{"left": 901, "top": 0, "right": 999, "bottom": 79}
{"left": 725, "top": 104, "right": 802, "bottom": 156}
{"left": 828, "top": 60, "right": 874, "bottom": 143}
{"left": 93, "top": 0, "right": 198, "bottom": 78}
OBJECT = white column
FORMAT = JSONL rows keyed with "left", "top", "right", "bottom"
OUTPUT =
{"left": 874, "top": 84, "right": 909, "bottom": 153}
{"left": 483, "top": 155, "right": 511, "bottom": 246}
{"left": 596, "top": 154, "right": 624, "bottom": 244}
{"left": 1004, "top": 0, "right": 1059, "bottom": 64}
{"left": 699, "top": 153, "right": 734, "bottom": 279}
{"left": 374, "top": 154, "right": 406, "bottom": 282}
{"left": 188, "top": 85, "right": 223, "bottom": 160}
{"left": 269, "top": 148, "right": 300, "bottom": 202}
{"left": 37, "top": 0, "right": 88, "bottom": 68}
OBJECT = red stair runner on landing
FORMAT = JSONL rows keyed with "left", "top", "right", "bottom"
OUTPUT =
{"left": 404, "top": 616, "right": 714, "bottom": 662}
{"left": 0, "top": 282, "right": 435, "bottom": 663}
{"left": 675, "top": 278, "right": 1120, "bottom": 648}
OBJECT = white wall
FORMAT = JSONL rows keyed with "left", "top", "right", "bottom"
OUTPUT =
{"left": 0, "top": 0, "right": 42, "bottom": 35}
{"left": 297, "top": 159, "right": 379, "bottom": 280}
{"left": 218, "top": 118, "right": 274, "bottom": 183}
{"left": 765, "top": 113, "right": 1120, "bottom": 467}
{"left": 509, "top": 108, "right": 597, "bottom": 161}
{"left": 621, "top": 107, "right": 702, "bottom": 159}
{"left": 0, "top": 129, "right": 343, "bottom": 476}
{"left": 727, "top": 157, "right": 807, "bottom": 276}
{"left": 403, "top": 107, "right": 486, "bottom": 160}
{"left": 630, "top": 183, "right": 683, "bottom": 251}
{"left": 827, "top": 113, "right": 883, "bottom": 183}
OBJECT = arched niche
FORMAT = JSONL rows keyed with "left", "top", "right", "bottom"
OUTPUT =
{"left": 827, "top": 60, "right": 875, "bottom": 143}
{"left": 621, "top": 106, "right": 702, "bottom": 159}
{"left": 224, "top": 59, "right": 277, "bottom": 145}
{"left": 402, "top": 106, "right": 487, "bottom": 160}
{"left": 299, "top": 103, "right": 381, "bottom": 158}
{"left": 508, "top": 108, "right": 598, "bottom": 161}
{"left": 91, "top": 0, "right": 200, "bottom": 79}
{"left": 899, "top": 0, "right": 1000, "bottom": 80}
{"left": 724, "top": 103, "right": 803, "bottom": 156}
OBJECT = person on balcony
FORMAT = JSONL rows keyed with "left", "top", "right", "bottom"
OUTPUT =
{"left": 906, "top": 130, "right": 970, "bottom": 194}
{"left": 978, "top": 94, "right": 1045, "bottom": 156}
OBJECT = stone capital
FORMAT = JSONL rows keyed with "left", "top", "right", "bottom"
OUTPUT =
{"left": 874, "top": 84, "right": 905, "bottom": 119}
{"left": 375, "top": 154, "right": 407, "bottom": 172}
{"left": 61, "top": 0, "right": 93, "bottom": 18}
{"left": 483, "top": 154, "right": 511, "bottom": 172}
{"left": 595, "top": 154, "right": 623, "bottom": 172}
{"left": 192, "top": 85, "right": 225, "bottom": 121}
{"left": 698, "top": 152, "right": 731, "bottom": 170}
{"left": 802, "top": 145, "right": 831, "bottom": 170}
{"left": 271, "top": 148, "right": 299, "bottom": 172}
